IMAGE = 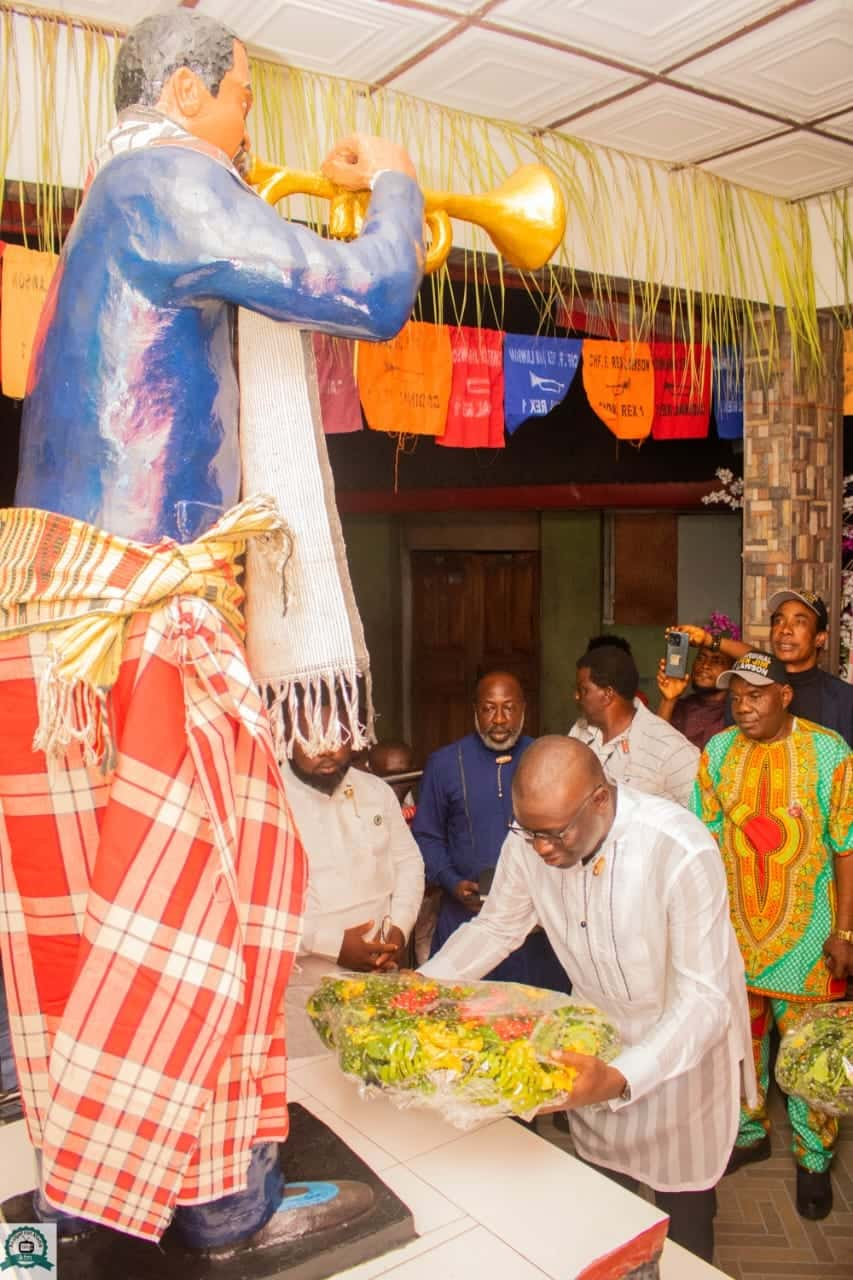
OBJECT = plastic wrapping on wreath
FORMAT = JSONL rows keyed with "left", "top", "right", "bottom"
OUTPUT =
{"left": 775, "top": 1002, "right": 853, "bottom": 1117}
{"left": 306, "top": 972, "right": 621, "bottom": 1128}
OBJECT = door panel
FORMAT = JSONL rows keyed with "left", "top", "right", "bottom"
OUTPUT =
{"left": 411, "top": 550, "right": 540, "bottom": 764}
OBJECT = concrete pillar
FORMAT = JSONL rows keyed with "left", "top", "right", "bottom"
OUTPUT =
{"left": 741, "top": 312, "right": 843, "bottom": 670}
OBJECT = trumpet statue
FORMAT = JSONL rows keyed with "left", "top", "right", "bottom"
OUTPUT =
{"left": 247, "top": 157, "right": 566, "bottom": 274}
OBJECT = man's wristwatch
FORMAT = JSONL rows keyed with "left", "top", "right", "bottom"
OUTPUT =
{"left": 833, "top": 928, "right": 853, "bottom": 943}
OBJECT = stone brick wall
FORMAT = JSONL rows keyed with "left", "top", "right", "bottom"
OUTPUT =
{"left": 742, "top": 312, "right": 843, "bottom": 668}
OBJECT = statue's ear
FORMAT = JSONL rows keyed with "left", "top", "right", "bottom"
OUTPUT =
{"left": 167, "top": 65, "right": 204, "bottom": 120}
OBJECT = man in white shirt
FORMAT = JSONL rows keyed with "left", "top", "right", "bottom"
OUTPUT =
{"left": 569, "top": 642, "right": 699, "bottom": 806}
{"left": 421, "top": 736, "right": 754, "bottom": 1263}
{"left": 284, "top": 719, "right": 425, "bottom": 1056}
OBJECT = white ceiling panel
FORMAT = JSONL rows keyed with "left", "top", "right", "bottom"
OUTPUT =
{"left": 566, "top": 83, "right": 774, "bottom": 164}
{"left": 701, "top": 130, "right": 853, "bottom": 199}
{"left": 389, "top": 28, "right": 641, "bottom": 128}
{"left": 14, "top": 0, "right": 853, "bottom": 199}
{"left": 12, "top": 0, "right": 149, "bottom": 24}
{"left": 679, "top": 0, "right": 853, "bottom": 122}
{"left": 490, "top": 0, "right": 783, "bottom": 74}
{"left": 198, "top": 0, "right": 454, "bottom": 82}
{"left": 820, "top": 109, "right": 853, "bottom": 142}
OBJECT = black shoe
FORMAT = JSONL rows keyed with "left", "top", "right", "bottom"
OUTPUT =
{"left": 195, "top": 1180, "right": 375, "bottom": 1262}
{"left": 796, "top": 1166, "right": 832, "bottom": 1220}
{"left": 724, "top": 1134, "right": 771, "bottom": 1176}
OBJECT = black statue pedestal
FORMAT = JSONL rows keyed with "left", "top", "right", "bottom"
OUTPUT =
{"left": 1, "top": 1104, "right": 416, "bottom": 1280}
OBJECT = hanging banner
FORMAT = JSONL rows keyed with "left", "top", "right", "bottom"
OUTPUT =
{"left": 650, "top": 342, "right": 711, "bottom": 440}
{"left": 311, "top": 333, "right": 362, "bottom": 434}
{"left": 357, "top": 320, "right": 453, "bottom": 435}
{"left": 437, "top": 326, "right": 505, "bottom": 449}
{"left": 503, "top": 335, "right": 581, "bottom": 434}
{"left": 581, "top": 340, "right": 654, "bottom": 440}
{"left": 1, "top": 245, "right": 59, "bottom": 399}
{"left": 713, "top": 346, "right": 744, "bottom": 440}
{"left": 844, "top": 330, "right": 853, "bottom": 416}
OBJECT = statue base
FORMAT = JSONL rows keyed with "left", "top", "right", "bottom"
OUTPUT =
{"left": 0, "top": 1104, "right": 416, "bottom": 1279}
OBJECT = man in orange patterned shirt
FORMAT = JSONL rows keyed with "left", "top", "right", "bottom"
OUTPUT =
{"left": 691, "top": 650, "right": 853, "bottom": 1222}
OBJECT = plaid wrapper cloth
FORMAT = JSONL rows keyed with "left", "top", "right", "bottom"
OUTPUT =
{"left": 0, "top": 497, "right": 291, "bottom": 770}
{"left": 0, "top": 511, "right": 307, "bottom": 1240}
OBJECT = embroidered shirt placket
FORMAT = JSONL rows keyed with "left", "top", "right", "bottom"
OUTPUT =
{"left": 580, "top": 861, "right": 607, "bottom": 994}
{"left": 608, "top": 840, "right": 632, "bottom": 1000}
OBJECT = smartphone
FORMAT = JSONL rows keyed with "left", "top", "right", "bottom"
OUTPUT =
{"left": 664, "top": 630, "right": 690, "bottom": 678}
{"left": 478, "top": 867, "right": 495, "bottom": 901}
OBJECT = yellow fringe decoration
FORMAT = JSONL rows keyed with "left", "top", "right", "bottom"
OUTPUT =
{"left": 0, "top": 3, "right": 849, "bottom": 379}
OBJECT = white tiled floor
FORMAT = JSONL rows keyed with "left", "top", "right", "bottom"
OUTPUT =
{"left": 0, "top": 1056, "right": 735, "bottom": 1278}
{"left": 287, "top": 1053, "right": 731, "bottom": 1279}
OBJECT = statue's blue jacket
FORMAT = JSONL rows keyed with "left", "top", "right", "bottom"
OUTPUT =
{"left": 16, "top": 144, "right": 424, "bottom": 542}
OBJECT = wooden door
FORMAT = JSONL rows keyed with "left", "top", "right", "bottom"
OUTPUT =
{"left": 410, "top": 550, "right": 540, "bottom": 765}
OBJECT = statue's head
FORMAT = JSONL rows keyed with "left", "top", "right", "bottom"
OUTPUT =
{"left": 115, "top": 12, "right": 251, "bottom": 166}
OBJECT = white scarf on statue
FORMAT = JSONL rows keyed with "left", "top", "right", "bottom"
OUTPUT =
{"left": 238, "top": 315, "right": 373, "bottom": 759}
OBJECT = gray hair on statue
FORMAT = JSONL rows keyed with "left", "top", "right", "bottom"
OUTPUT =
{"left": 115, "top": 11, "right": 239, "bottom": 114}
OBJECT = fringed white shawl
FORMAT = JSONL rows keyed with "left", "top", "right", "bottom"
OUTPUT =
{"left": 238, "top": 311, "right": 374, "bottom": 761}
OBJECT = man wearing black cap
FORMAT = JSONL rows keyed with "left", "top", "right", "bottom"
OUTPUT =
{"left": 671, "top": 588, "right": 853, "bottom": 746}
{"left": 691, "top": 651, "right": 853, "bottom": 1221}
{"left": 765, "top": 590, "right": 853, "bottom": 745}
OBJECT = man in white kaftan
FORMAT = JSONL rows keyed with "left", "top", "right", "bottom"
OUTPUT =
{"left": 284, "top": 727, "right": 424, "bottom": 1057}
{"left": 420, "top": 736, "right": 754, "bottom": 1263}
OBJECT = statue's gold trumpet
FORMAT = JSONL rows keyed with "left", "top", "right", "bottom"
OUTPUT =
{"left": 247, "top": 158, "right": 566, "bottom": 274}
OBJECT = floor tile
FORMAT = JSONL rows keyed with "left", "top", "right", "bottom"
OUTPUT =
{"left": 297, "top": 1098, "right": 400, "bottom": 1173}
{"left": 294, "top": 1057, "right": 487, "bottom": 1162}
{"left": 335, "top": 1219, "right": 477, "bottom": 1279}
{"left": 409, "top": 1117, "right": 667, "bottom": 1279}
{"left": 376, "top": 1165, "right": 468, "bottom": 1235}
{"left": 0, "top": 1120, "right": 36, "bottom": 1201}
{"left": 373, "top": 1224, "right": 549, "bottom": 1279}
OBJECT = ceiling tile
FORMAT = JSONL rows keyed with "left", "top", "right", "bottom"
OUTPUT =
{"left": 566, "top": 83, "right": 775, "bottom": 164}
{"left": 388, "top": 28, "right": 641, "bottom": 128}
{"left": 818, "top": 109, "right": 853, "bottom": 143}
{"left": 12, "top": 0, "right": 146, "bottom": 23}
{"left": 677, "top": 0, "right": 853, "bottom": 122}
{"left": 489, "top": 0, "right": 782, "bottom": 74}
{"left": 198, "top": 0, "right": 455, "bottom": 82}
{"left": 700, "top": 130, "right": 853, "bottom": 199}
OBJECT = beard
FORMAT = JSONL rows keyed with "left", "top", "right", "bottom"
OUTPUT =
{"left": 474, "top": 712, "right": 525, "bottom": 752}
{"left": 289, "top": 757, "right": 348, "bottom": 795}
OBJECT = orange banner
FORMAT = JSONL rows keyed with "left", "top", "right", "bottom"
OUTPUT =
{"left": 357, "top": 320, "right": 453, "bottom": 435}
{"left": 844, "top": 330, "right": 853, "bottom": 416}
{"left": 1, "top": 244, "right": 59, "bottom": 399}
{"left": 581, "top": 340, "right": 654, "bottom": 440}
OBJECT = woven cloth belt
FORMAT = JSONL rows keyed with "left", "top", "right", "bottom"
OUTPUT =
{"left": 0, "top": 494, "right": 290, "bottom": 766}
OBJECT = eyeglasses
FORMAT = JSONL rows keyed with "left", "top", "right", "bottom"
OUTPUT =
{"left": 508, "top": 786, "right": 603, "bottom": 848}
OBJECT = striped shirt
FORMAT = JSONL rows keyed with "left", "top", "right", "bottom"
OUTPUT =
{"left": 421, "top": 786, "right": 755, "bottom": 1192}
{"left": 570, "top": 699, "right": 699, "bottom": 807}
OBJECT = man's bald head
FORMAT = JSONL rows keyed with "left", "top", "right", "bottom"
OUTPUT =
{"left": 512, "top": 737, "right": 614, "bottom": 869}
{"left": 514, "top": 736, "right": 604, "bottom": 808}
{"left": 474, "top": 671, "right": 525, "bottom": 751}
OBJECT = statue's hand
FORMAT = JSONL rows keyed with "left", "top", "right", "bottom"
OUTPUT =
{"left": 321, "top": 132, "right": 417, "bottom": 190}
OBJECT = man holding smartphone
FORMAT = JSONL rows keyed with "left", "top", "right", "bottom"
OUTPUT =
{"left": 656, "top": 639, "right": 734, "bottom": 749}
{"left": 671, "top": 589, "right": 853, "bottom": 746}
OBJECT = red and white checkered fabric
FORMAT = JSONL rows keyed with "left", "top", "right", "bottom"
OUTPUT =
{"left": 0, "top": 597, "right": 306, "bottom": 1240}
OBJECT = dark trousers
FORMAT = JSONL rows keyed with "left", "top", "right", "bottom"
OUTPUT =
{"left": 36, "top": 1142, "right": 284, "bottom": 1247}
{"left": 588, "top": 1162, "right": 717, "bottom": 1264}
